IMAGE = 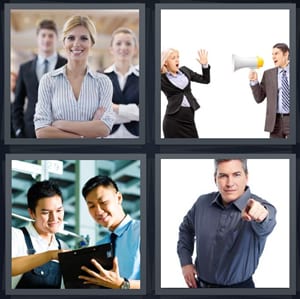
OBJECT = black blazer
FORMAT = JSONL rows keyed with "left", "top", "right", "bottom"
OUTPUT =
{"left": 161, "top": 66, "right": 210, "bottom": 116}
{"left": 12, "top": 54, "right": 67, "bottom": 138}
{"left": 105, "top": 71, "right": 139, "bottom": 136}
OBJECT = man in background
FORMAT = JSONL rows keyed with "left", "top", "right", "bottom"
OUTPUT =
{"left": 12, "top": 19, "right": 67, "bottom": 138}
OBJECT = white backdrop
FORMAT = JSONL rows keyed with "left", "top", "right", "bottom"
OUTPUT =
{"left": 160, "top": 159, "right": 290, "bottom": 288}
{"left": 160, "top": 9, "right": 290, "bottom": 138}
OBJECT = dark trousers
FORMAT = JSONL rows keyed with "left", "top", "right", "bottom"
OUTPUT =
{"left": 270, "top": 114, "right": 289, "bottom": 138}
{"left": 197, "top": 276, "right": 255, "bottom": 288}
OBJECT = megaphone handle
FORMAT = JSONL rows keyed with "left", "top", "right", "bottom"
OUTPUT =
{"left": 249, "top": 69, "right": 258, "bottom": 81}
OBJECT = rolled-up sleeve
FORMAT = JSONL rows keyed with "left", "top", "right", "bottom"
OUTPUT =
{"left": 97, "top": 75, "right": 115, "bottom": 130}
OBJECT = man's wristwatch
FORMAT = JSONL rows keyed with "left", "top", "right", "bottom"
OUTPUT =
{"left": 120, "top": 277, "right": 130, "bottom": 289}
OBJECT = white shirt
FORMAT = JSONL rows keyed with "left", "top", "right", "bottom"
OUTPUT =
{"left": 104, "top": 64, "right": 139, "bottom": 138}
{"left": 11, "top": 222, "right": 68, "bottom": 288}
{"left": 277, "top": 65, "right": 290, "bottom": 113}
{"left": 36, "top": 53, "right": 58, "bottom": 81}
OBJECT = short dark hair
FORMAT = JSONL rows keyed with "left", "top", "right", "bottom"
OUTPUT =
{"left": 82, "top": 175, "right": 119, "bottom": 198}
{"left": 273, "top": 43, "right": 289, "bottom": 54}
{"left": 27, "top": 180, "right": 63, "bottom": 212}
{"left": 214, "top": 159, "right": 248, "bottom": 177}
{"left": 36, "top": 19, "right": 58, "bottom": 35}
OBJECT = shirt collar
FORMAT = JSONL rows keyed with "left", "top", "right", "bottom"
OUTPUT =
{"left": 111, "top": 214, "right": 133, "bottom": 237}
{"left": 37, "top": 53, "right": 58, "bottom": 65}
{"left": 279, "top": 64, "right": 289, "bottom": 73}
{"left": 166, "top": 69, "right": 183, "bottom": 78}
{"left": 212, "top": 186, "right": 251, "bottom": 211}
{"left": 51, "top": 64, "right": 97, "bottom": 78}
{"left": 104, "top": 64, "right": 139, "bottom": 77}
{"left": 26, "top": 221, "right": 57, "bottom": 245}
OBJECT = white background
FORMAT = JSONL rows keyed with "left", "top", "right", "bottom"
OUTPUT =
{"left": 160, "top": 159, "right": 290, "bottom": 288}
{"left": 160, "top": 9, "right": 290, "bottom": 138}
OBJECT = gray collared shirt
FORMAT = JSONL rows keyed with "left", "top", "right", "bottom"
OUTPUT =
{"left": 177, "top": 186, "right": 276, "bottom": 285}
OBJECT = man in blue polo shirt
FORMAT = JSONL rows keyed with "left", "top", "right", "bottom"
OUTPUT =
{"left": 80, "top": 175, "right": 140, "bottom": 289}
{"left": 177, "top": 159, "right": 276, "bottom": 288}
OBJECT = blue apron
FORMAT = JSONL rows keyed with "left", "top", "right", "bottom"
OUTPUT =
{"left": 16, "top": 227, "right": 62, "bottom": 289}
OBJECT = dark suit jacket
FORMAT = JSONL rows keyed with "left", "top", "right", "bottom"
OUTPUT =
{"left": 12, "top": 54, "right": 67, "bottom": 138}
{"left": 161, "top": 65, "right": 210, "bottom": 116}
{"left": 105, "top": 71, "right": 139, "bottom": 136}
{"left": 250, "top": 67, "right": 279, "bottom": 132}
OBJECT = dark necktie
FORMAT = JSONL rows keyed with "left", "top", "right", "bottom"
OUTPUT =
{"left": 281, "top": 70, "right": 289, "bottom": 113}
{"left": 110, "top": 232, "right": 117, "bottom": 257}
{"left": 43, "top": 59, "right": 49, "bottom": 74}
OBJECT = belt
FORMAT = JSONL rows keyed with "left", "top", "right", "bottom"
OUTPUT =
{"left": 198, "top": 277, "right": 253, "bottom": 288}
{"left": 276, "top": 113, "right": 289, "bottom": 118}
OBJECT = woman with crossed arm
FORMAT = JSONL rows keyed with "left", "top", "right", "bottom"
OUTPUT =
{"left": 34, "top": 16, "right": 114, "bottom": 138}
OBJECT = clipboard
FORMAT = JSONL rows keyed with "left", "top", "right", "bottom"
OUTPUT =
{"left": 58, "top": 242, "right": 114, "bottom": 288}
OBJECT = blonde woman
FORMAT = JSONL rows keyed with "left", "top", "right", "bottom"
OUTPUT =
{"left": 161, "top": 48, "right": 210, "bottom": 138}
{"left": 104, "top": 27, "right": 139, "bottom": 138}
{"left": 34, "top": 16, "right": 114, "bottom": 138}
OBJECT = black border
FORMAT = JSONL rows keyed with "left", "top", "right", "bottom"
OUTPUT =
{"left": 0, "top": 1, "right": 299, "bottom": 299}
{"left": 155, "top": 3, "right": 296, "bottom": 145}
{"left": 5, "top": 154, "right": 147, "bottom": 296}
{"left": 155, "top": 154, "right": 296, "bottom": 296}
{"left": 4, "top": 3, "right": 146, "bottom": 145}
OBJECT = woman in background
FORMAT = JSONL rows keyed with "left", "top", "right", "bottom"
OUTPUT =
{"left": 161, "top": 48, "right": 210, "bottom": 138}
{"left": 104, "top": 27, "right": 139, "bottom": 138}
{"left": 34, "top": 16, "right": 114, "bottom": 138}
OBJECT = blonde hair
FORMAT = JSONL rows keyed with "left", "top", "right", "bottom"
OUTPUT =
{"left": 161, "top": 48, "right": 179, "bottom": 74}
{"left": 110, "top": 27, "right": 138, "bottom": 47}
{"left": 62, "top": 16, "right": 96, "bottom": 45}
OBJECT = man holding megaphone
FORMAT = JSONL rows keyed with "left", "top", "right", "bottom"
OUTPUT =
{"left": 249, "top": 43, "right": 290, "bottom": 139}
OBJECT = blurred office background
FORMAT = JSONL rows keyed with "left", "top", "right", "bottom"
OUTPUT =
{"left": 10, "top": 9, "right": 139, "bottom": 74}
{"left": 11, "top": 159, "right": 141, "bottom": 249}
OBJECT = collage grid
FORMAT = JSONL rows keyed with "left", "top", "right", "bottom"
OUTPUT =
{"left": 0, "top": 1, "right": 299, "bottom": 299}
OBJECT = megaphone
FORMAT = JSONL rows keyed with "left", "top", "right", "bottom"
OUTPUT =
{"left": 232, "top": 54, "right": 264, "bottom": 71}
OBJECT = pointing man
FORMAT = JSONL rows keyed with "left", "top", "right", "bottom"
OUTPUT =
{"left": 177, "top": 159, "right": 276, "bottom": 288}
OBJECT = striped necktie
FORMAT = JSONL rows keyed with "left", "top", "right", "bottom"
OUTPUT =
{"left": 281, "top": 70, "right": 289, "bottom": 113}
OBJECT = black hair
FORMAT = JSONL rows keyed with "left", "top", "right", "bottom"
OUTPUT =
{"left": 27, "top": 180, "right": 63, "bottom": 212}
{"left": 82, "top": 175, "right": 119, "bottom": 198}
